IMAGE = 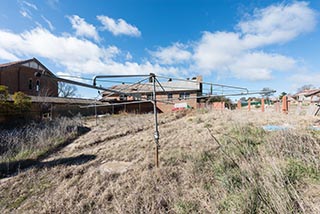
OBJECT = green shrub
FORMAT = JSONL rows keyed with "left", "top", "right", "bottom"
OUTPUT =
{"left": 0, "top": 85, "right": 9, "bottom": 102}
{"left": 0, "top": 85, "right": 10, "bottom": 113}
{"left": 13, "top": 91, "right": 31, "bottom": 112}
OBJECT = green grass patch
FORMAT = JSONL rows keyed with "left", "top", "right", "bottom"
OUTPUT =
{"left": 13, "top": 149, "right": 34, "bottom": 161}
{"left": 285, "top": 159, "right": 320, "bottom": 184}
{"left": 175, "top": 200, "right": 199, "bottom": 214}
{"left": 218, "top": 192, "right": 246, "bottom": 213}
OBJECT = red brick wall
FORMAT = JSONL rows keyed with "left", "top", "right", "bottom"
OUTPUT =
{"left": 0, "top": 66, "right": 58, "bottom": 97}
{"left": 156, "top": 93, "right": 198, "bottom": 112}
{"left": 104, "top": 92, "right": 198, "bottom": 113}
{"left": 212, "top": 102, "right": 225, "bottom": 110}
{"left": 0, "top": 67, "right": 19, "bottom": 93}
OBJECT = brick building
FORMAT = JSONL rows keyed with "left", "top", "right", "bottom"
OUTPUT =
{"left": 293, "top": 89, "right": 320, "bottom": 103}
{"left": 0, "top": 58, "right": 58, "bottom": 97}
{"left": 101, "top": 76, "right": 203, "bottom": 113}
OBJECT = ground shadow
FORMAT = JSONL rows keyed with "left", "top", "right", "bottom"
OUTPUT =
{"left": 0, "top": 125, "right": 93, "bottom": 179}
{"left": 39, "top": 154, "right": 96, "bottom": 168}
{"left": 0, "top": 154, "right": 96, "bottom": 179}
{"left": 36, "top": 126, "right": 91, "bottom": 161}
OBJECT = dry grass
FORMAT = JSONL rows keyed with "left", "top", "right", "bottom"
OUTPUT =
{"left": 0, "top": 110, "right": 319, "bottom": 213}
{"left": 0, "top": 117, "right": 82, "bottom": 163}
{"left": 0, "top": 117, "right": 85, "bottom": 179}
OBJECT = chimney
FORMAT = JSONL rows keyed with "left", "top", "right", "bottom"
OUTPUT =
{"left": 196, "top": 75, "right": 203, "bottom": 94}
{"left": 196, "top": 75, "right": 203, "bottom": 82}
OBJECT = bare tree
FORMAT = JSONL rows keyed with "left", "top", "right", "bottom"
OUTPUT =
{"left": 297, "top": 84, "right": 315, "bottom": 93}
{"left": 58, "top": 82, "right": 77, "bottom": 98}
{"left": 261, "top": 87, "right": 275, "bottom": 105}
{"left": 261, "top": 87, "right": 275, "bottom": 97}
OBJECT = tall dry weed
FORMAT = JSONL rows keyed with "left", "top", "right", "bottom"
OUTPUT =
{"left": 0, "top": 117, "right": 82, "bottom": 163}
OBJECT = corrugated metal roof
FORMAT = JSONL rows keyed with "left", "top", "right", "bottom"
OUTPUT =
{"left": 103, "top": 80, "right": 200, "bottom": 96}
{"left": 8, "top": 95, "right": 102, "bottom": 105}
{"left": 305, "top": 89, "right": 320, "bottom": 97}
{"left": 0, "top": 59, "right": 31, "bottom": 68}
{"left": 293, "top": 89, "right": 320, "bottom": 97}
{"left": 30, "top": 96, "right": 102, "bottom": 104}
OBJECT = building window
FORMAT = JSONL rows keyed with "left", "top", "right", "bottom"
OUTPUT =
{"left": 147, "top": 93, "right": 153, "bottom": 100}
{"left": 167, "top": 93, "right": 173, "bottom": 100}
{"left": 36, "top": 80, "right": 40, "bottom": 92}
{"left": 119, "top": 94, "right": 127, "bottom": 101}
{"left": 133, "top": 94, "right": 141, "bottom": 100}
{"left": 28, "top": 79, "right": 33, "bottom": 90}
{"left": 179, "top": 92, "right": 190, "bottom": 100}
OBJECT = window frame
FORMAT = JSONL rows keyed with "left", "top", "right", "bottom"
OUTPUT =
{"left": 28, "top": 79, "right": 33, "bottom": 90}
{"left": 147, "top": 93, "right": 153, "bottom": 100}
{"left": 179, "top": 92, "right": 190, "bottom": 100}
{"left": 36, "top": 79, "right": 40, "bottom": 92}
{"left": 119, "top": 94, "right": 128, "bottom": 101}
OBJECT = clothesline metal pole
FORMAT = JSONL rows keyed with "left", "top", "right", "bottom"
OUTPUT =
{"left": 151, "top": 73, "right": 160, "bottom": 168}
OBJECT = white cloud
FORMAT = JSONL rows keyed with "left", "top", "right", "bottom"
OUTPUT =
{"left": 238, "top": 1, "right": 317, "bottom": 47}
{"left": 46, "top": 0, "right": 59, "bottom": 9}
{"left": 193, "top": 31, "right": 243, "bottom": 71}
{"left": 20, "top": 10, "right": 31, "bottom": 19}
{"left": 56, "top": 71, "right": 90, "bottom": 84}
{"left": 126, "top": 52, "right": 133, "bottom": 60}
{"left": 41, "top": 15, "right": 55, "bottom": 31}
{"left": 151, "top": 43, "right": 192, "bottom": 65}
{"left": 0, "top": 27, "right": 179, "bottom": 76}
{"left": 68, "top": 15, "right": 100, "bottom": 41}
{"left": 193, "top": 31, "right": 297, "bottom": 80}
{"left": 0, "top": 49, "right": 19, "bottom": 61}
{"left": 0, "top": 27, "right": 113, "bottom": 71}
{"left": 22, "top": 1, "right": 38, "bottom": 10}
{"left": 190, "top": 1, "right": 317, "bottom": 81}
{"left": 290, "top": 73, "right": 320, "bottom": 89}
{"left": 229, "top": 52, "right": 296, "bottom": 80}
{"left": 0, "top": 1, "right": 317, "bottom": 84}
{"left": 97, "top": 15, "right": 141, "bottom": 37}
{"left": 18, "top": 0, "right": 38, "bottom": 19}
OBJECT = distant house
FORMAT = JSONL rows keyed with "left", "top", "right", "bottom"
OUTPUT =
{"left": 101, "top": 76, "right": 203, "bottom": 113}
{"left": 293, "top": 89, "right": 320, "bottom": 103}
{"left": 0, "top": 58, "right": 58, "bottom": 97}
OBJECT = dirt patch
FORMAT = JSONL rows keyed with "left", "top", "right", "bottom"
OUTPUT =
{"left": 98, "top": 161, "right": 132, "bottom": 174}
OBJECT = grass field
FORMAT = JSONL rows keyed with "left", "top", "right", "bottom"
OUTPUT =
{"left": 0, "top": 110, "right": 319, "bottom": 213}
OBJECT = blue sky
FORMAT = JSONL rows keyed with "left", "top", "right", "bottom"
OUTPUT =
{"left": 0, "top": 0, "right": 319, "bottom": 98}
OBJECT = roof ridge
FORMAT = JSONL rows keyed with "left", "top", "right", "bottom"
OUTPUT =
{"left": 0, "top": 58, "right": 56, "bottom": 77}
